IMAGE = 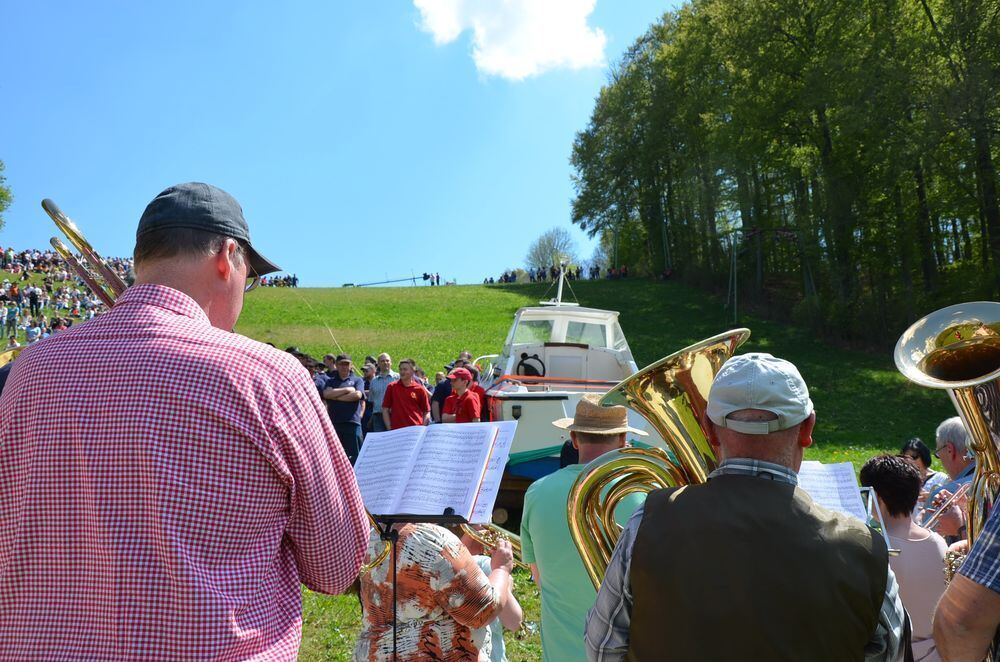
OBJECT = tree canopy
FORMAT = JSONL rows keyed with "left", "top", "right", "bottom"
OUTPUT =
{"left": 570, "top": 0, "right": 1000, "bottom": 345}
{"left": 0, "top": 161, "right": 12, "bottom": 234}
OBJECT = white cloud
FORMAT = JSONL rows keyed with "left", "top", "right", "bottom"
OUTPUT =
{"left": 413, "top": 0, "right": 607, "bottom": 81}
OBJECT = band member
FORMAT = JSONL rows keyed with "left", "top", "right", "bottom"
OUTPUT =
{"left": 442, "top": 367, "right": 481, "bottom": 423}
{"left": 355, "top": 526, "right": 514, "bottom": 660}
{"left": 861, "top": 455, "right": 947, "bottom": 660}
{"left": 934, "top": 481, "right": 1000, "bottom": 660}
{"left": 923, "top": 416, "right": 975, "bottom": 539}
{"left": 0, "top": 183, "right": 369, "bottom": 659}
{"left": 586, "top": 353, "right": 905, "bottom": 661}
{"left": 521, "top": 395, "right": 646, "bottom": 661}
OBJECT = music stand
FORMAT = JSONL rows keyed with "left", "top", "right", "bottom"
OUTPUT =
{"left": 370, "top": 509, "right": 468, "bottom": 662}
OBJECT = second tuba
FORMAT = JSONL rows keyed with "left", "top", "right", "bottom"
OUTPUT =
{"left": 567, "top": 329, "right": 751, "bottom": 589}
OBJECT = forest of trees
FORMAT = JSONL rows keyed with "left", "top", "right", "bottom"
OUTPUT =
{"left": 570, "top": 0, "right": 1000, "bottom": 346}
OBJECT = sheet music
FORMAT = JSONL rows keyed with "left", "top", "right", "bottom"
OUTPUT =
{"left": 353, "top": 427, "right": 425, "bottom": 515}
{"left": 395, "top": 424, "right": 497, "bottom": 517}
{"left": 797, "top": 461, "right": 868, "bottom": 523}
{"left": 469, "top": 421, "right": 517, "bottom": 523}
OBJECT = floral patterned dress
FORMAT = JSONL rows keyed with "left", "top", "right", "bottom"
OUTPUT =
{"left": 354, "top": 523, "right": 500, "bottom": 661}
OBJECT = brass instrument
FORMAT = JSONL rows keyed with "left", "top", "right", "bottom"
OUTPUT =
{"left": 360, "top": 513, "right": 392, "bottom": 573}
{"left": 0, "top": 347, "right": 22, "bottom": 368}
{"left": 921, "top": 481, "right": 972, "bottom": 531}
{"left": 568, "top": 329, "right": 751, "bottom": 589}
{"left": 895, "top": 301, "right": 1000, "bottom": 654}
{"left": 460, "top": 523, "right": 529, "bottom": 571}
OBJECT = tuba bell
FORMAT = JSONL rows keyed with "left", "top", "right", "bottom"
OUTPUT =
{"left": 895, "top": 302, "right": 1000, "bottom": 558}
{"left": 567, "top": 329, "right": 751, "bottom": 589}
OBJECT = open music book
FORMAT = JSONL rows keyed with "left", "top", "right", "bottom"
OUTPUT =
{"left": 797, "top": 460, "right": 868, "bottom": 522}
{"left": 354, "top": 421, "right": 517, "bottom": 524}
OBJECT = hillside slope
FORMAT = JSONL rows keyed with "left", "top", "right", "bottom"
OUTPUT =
{"left": 237, "top": 278, "right": 954, "bottom": 459}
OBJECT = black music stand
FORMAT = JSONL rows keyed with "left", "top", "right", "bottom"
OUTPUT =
{"left": 370, "top": 509, "right": 468, "bottom": 662}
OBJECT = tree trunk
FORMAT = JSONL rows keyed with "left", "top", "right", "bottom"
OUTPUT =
{"left": 816, "top": 105, "right": 855, "bottom": 299}
{"left": 913, "top": 162, "right": 938, "bottom": 291}
{"left": 972, "top": 120, "right": 1000, "bottom": 292}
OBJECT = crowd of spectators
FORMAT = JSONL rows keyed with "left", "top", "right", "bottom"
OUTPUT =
{"left": 485, "top": 264, "right": 630, "bottom": 284}
{"left": 259, "top": 274, "right": 299, "bottom": 287}
{"left": 0, "top": 245, "right": 127, "bottom": 349}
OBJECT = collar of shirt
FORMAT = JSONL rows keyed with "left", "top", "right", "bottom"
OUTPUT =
{"left": 958, "top": 462, "right": 976, "bottom": 480}
{"left": 708, "top": 458, "right": 798, "bottom": 486}
{"left": 374, "top": 371, "right": 399, "bottom": 381}
{"left": 115, "top": 283, "right": 210, "bottom": 325}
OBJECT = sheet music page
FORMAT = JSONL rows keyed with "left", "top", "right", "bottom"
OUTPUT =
{"left": 353, "top": 427, "right": 426, "bottom": 515}
{"left": 395, "top": 423, "right": 497, "bottom": 517}
{"left": 469, "top": 421, "right": 517, "bottom": 523}
{"left": 797, "top": 460, "right": 868, "bottom": 522}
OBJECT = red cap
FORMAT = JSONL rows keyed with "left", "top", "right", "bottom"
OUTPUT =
{"left": 448, "top": 367, "right": 473, "bottom": 382}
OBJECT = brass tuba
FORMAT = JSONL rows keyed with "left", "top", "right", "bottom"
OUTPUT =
{"left": 895, "top": 302, "right": 1000, "bottom": 559}
{"left": 568, "top": 329, "right": 751, "bottom": 589}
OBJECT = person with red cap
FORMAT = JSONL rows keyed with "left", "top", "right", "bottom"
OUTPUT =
{"left": 442, "top": 367, "right": 481, "bottom": 424}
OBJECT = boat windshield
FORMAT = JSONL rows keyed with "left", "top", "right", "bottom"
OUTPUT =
{"left": 513, "top": 319, "right": 553, "bottom": 344}
{"left": 510, "top": 312, "right": 629, "bottom": 351}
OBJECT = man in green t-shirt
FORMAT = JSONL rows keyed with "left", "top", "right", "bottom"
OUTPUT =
{"left": 520, "top": 394, "right": 646, "bottom": 661}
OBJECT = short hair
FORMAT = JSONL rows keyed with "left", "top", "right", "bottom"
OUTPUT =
{"left": 936, "top": 416, "right": 970, "bottom": 454}
{"left": 134, "top": 227, "right": 246, "bottom": 266}
{"left": 899, "top": 437, "right": 931, "bottom": 467}
{"left": 859, "top": 455, "right": 922, "bottom": 518}
{"left": 399, "top": 358, "right": 416, "bottom": 369}
{"left": 574, "top": 430, "right": 625, "bottom": 445}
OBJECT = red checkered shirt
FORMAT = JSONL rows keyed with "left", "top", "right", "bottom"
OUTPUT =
{"left": 0, "top": 284, "right": 368, "bottom": 660}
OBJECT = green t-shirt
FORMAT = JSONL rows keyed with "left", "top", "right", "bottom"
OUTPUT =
{"left": 519, "top": 464, "right": 645, "bottom": 662}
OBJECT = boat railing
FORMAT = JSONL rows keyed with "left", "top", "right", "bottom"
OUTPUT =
{"left": 490, "top": 374, "right": 620, "bottom": 393}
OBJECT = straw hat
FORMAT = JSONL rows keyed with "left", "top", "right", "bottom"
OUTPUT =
{"left": 552, "top": 393, "right": 648, "bottom": 436}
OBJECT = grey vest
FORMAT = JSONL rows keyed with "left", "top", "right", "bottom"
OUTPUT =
{"left": 627, "top": 474, "right": 887, "bottom": 661}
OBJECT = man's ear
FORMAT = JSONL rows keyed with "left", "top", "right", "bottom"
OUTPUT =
{"left": 798, "top": 412, "right": 816, "bottom": 449}
{"left": 570, "top": 431, "right": 580, "bottom": 450}
{"left": 214, "top": 239, "right": 238, "bottom": 281}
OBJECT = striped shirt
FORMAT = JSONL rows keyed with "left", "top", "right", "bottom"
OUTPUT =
{"left": 585, "top": 458, "right": 905, "bottom": 662}
{"left": 369, "top": 370, "right": 399, "bottom": 412}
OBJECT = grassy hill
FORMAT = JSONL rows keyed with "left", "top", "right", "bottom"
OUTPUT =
{"left": 238, "top": 278, "right": 955, "bottom": 460}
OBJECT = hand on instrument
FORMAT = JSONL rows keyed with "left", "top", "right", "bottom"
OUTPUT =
{"left": 932, "top": 489, "right": 953, "bottom": 509}
{"left": 933, "top": 501, "right": 965, "bottom": 537}
{"left": 948, "top": 539, "right": 969, "bottom": 556}
{"left": 490, "top": 538, "right": 514, "bottom": 573}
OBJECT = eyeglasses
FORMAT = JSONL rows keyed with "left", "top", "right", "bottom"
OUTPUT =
{"left": 933, "top": 443, "right": 950, "bottom": 459}
{"left": 242, "top": 245, "right": 259, "bottom": 293}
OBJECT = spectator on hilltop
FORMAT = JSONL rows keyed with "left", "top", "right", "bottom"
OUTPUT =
{"left": 5, "top": 335, "right": 19, "bottom": 350}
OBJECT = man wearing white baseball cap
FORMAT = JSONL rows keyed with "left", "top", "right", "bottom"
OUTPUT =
{"left": 586, "top": 353, "right": 906, "bottom": 662}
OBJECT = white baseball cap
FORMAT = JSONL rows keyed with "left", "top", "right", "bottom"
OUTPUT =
{"left": 707, "top": 353, "right": 814, "bottom": 434}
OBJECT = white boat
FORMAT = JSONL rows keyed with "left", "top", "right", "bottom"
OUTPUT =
{"left": 473, "top": 270, "right": 663, "bottom": 522}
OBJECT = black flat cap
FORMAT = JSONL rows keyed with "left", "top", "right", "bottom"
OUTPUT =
{"left": 137, "top": 182, "right": 280, "bottom": 275}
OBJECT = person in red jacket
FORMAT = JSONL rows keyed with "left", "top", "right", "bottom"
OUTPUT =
{"left": 381, "top": 358, "right": 430, "bottom": 430}
{"left": 442, "top": 368, "right": 481, "bottom": 423}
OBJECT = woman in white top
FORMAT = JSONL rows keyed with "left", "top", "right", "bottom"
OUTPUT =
{"left": 862, "top": 454, "right": 948, "bottom": 661}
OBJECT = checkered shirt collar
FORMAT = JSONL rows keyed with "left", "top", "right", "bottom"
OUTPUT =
{"left": 115, "top": 283, "right": 210, "bottom": 324}
{"left": 708, "top": 458, "right": 799, "bottom": 486}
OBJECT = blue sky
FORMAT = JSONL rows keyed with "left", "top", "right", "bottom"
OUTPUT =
{"left": 1, "top": 1, "right": 672, "bottom": 286}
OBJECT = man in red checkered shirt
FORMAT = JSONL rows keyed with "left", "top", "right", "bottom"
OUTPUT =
{"left": 0, "top": 183, "right": 369, "bottom": 659}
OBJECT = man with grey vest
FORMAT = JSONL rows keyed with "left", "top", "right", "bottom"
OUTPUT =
{"left": 585, "top": 353, "right": 905, "bottom": 661}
